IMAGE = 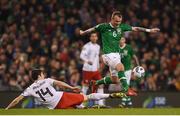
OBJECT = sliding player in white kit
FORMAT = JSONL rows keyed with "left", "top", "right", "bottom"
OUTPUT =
{"left": 80, "top": 32, "right": 105, "bottom": 107}
{"left": 6, "top": 69, "right": 125, "bottom": 109}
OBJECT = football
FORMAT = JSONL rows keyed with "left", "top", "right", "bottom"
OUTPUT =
{"left": 133, "top": 66, "right": 145, "bottom": 78}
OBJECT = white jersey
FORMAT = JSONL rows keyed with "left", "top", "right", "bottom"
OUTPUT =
{"left": 21, "top": 78, "right": 63, "bottom": 109}
{"left": 80, "top": 42, "right": 100, "bottom": 71}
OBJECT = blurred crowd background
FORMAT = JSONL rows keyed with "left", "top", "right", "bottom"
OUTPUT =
{"left": 0, "top": 0, "right": 179, "bottom": 91}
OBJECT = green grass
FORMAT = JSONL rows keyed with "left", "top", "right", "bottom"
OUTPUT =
{"left": 0, "top": 108, "right": 180, "bottom": 115}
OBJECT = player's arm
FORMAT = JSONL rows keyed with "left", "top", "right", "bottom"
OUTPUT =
{"left": 133, "top": 55, "right": 140, "bottom": 66}
{"left": 80, "top": 27, "right": 95, "bottom": 36}
{"left": 129, "top": 45, "right": 140, "bottom": 66}
{"left": 80, "top": 46, "right": 92, "bottom": 65}
{"left": 80, "top": 23, "right": 105, "bottom": 36}
{"left": 53, "top": 80, "right": 80, "bottom": 93}
{"left": 6, "top": 95, "right": 24, "bottom": 109}
{"left": 132, "top": 27, "right": 160, "bottom": 33}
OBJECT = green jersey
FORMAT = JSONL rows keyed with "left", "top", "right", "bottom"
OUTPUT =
{"left": 119, "top": 44, "right": 134, "bottom": 70}
{"left": 95, "top": 23, "right": 132, "bottom": 54}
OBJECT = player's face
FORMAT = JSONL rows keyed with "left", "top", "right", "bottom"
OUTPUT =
{"left": 39, "top": 72, "right": 45, "bottom": 79}
{"left": 90, "top": 33, "right": 98, "bottom": 43}
{"left": 120, "top": 38, "right": 125, "bottom": 46}
{"left": 111, "top": 15, "right": 122, "bottom": 27}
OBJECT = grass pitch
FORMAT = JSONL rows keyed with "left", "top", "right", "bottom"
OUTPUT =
{"left": 0, "top": 108, "right": 180, "bottom": 115}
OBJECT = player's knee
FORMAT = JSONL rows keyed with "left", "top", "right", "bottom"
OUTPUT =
{"left": 111, "top": 76, "right": 119, "bottom": 84}
{"left": 116, "top": 63, "right": 124, "bottom": 71}
{"left": 81, "top": 93, "right": 88, "bottom": 101}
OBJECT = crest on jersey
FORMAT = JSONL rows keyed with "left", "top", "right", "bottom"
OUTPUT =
{"left": 113, "top": 31, "right": 117, "bottom": 37}
{"left": 123, "top": 50, "right": 128, "bottom": 56}
{"left": 117, "top": 28, "right": 121, "bottom": 34}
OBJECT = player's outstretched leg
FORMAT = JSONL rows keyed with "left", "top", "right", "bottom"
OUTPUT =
{"left": 85, "top": 92, "right": 126, "bottom": 101}
{"left": 116, "top": 64, "right": 136, "bottom": 96}
{"left": 118, "top": 71, "right": 128, "bottom": 92}
{"left": 96, "top": 76, "right": 113, "bottom": 85}
{"left": 118, "top": 74, "right": 137, "bottom": 96}
{"left": 114, "top": 63, "right": 128, "bottom": 92}
{"left": 89, "top": 76, "right": 116, "bottom": 93}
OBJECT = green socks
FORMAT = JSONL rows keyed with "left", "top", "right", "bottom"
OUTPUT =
{"left": 118, "top": 71, "right": 128, "bottom": 92}
{"left": 96, "top": 72, "right": 128, "bottom": 93}
{"left": 118, "top": 71, "right": 126, "bottom": 79}
{"left": 96, "top": 76, "right": 112, "bottom": 85}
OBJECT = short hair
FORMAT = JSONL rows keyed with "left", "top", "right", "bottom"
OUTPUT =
{"left": 111, "top": 11, "right": 122, "bottom": 19}
{"left": 90, "top": 31, "right": 97, "bottom": 36}
{"left": 89, "top": 31, "right": 98, "bottom": 38}
{"left": 121, "top": 37, "right": 126, "bottom": 40}
{"left": 31, "top": 69, "right": 42, "bottom": 81}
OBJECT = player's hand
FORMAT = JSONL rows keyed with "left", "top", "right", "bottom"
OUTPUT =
{"left": 79, "top": 30, "right": 84, "bottom": 36}
{"left": 72, "top": 87, "right": 81, "bottom": 93}
{"left": 150, "top": 28, "right": 160, "bottom": 33}
{"left": 87, "top": 61, "right": 93, "bottom": 65}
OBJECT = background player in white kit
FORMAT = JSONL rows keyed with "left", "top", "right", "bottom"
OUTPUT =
{"left": 80, "top": 32, "right": 104, "bottom": 107}
{"left": 6, "top": 69, "right": 125, "bottom": 109}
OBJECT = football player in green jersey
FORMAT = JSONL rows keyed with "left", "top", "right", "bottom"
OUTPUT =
{"left": 119, "top": 37, "right": 140, "bottom": 107}
{"left": 80, "top": 11, "right": 159, "bottom": 95}
{"left": 97, "top": 37, "right": 140, "bottom": 107}
{"left": 119, "top": 37, "right": 140, "bottom": 84}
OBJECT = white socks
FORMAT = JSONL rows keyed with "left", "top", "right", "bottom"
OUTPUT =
{"left": 81, "top": 86, "right": 106, "bottom": 106}
{"left": 87, "top": 93, "right": 110, "bottom": 100}
{"left": 96, "top": 88, "right": 105, "bottom": 106}
{"left": 82, "top": 86, "right": 88, "bottom": 94}
{"left": 78, "top": 86, "right": 89, "bottom": 108}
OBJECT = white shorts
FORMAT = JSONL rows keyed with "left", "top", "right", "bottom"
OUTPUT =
{"left": 102, "top": 53, "right": 121, "bottom": 69}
